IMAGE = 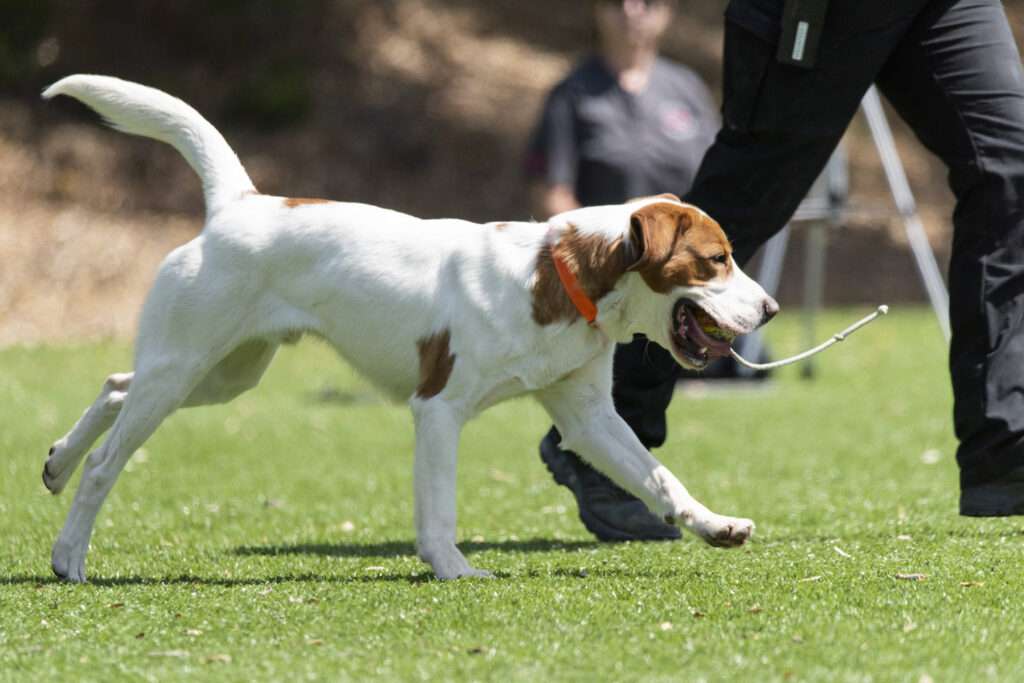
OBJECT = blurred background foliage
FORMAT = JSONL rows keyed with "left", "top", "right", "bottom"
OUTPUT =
{"left": 3, "top": 0, "right": 1024, "bottom": 343}
{"left": 0, "top": 0, "right": 722, "bottom": 217}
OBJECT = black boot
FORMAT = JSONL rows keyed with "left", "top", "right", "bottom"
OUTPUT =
{"left": 539, "top": 428, "right": 680, "bottom": 542}
{"left": 960, "top": 464, "right": 1024, "bottom": 516}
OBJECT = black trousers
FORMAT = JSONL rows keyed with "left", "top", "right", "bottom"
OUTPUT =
{"left": 604, "top": 0, "right": 1024, "bottom": 488}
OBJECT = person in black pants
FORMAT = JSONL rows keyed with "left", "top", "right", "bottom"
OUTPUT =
{"left": 526, "top": 0, "right": 721, "bottom": 540}
{"left": 542, "top": 0, "right": 1024, "bottom": 527}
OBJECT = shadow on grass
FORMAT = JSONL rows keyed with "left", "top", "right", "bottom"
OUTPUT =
{"left": 231, "top": 537, "right": 599, "bottom": 559}
{"left": 307, "top": 387, "right": 382, "bottom": 405}
{"left": 0, "top": 563, "right": 688, "bottom": 587}
{"left": 0, "top": 572, "right": 440, "bottom": 587}
{"left": 0, "top": 539, "right": 605, "bottom": 588}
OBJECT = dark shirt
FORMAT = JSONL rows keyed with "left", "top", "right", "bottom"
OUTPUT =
{"left": 525, "top": 56, "right": 719, "bottom": 208}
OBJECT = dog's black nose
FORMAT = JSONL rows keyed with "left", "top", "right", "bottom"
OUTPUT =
{"left": 762, "top": 297, "right": 779, "bottom": 323}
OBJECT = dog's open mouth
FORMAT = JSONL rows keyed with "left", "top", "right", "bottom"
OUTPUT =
{"left": 670, "top": 299, "right": 736, "bottom": 369}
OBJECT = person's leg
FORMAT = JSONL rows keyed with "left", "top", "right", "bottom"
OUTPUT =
{"left": 542, "top": 5, "right": 926, "bottom": 539}
{"left": 874, "top": 0, "right": 1024, "bottom": 513}
{"left": 688, "top": 10, "right": 919, "bottom": 259}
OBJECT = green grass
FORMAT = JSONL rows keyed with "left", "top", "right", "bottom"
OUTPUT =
{"left": 1, "top": 308, "right": 1021, "bottom": 682}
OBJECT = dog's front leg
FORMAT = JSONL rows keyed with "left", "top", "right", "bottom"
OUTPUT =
{"left": 410, "top": 396, "right": 492, "bottom": 580}
{"left": 536, "top": 357, "right": 754, "bottom": 548}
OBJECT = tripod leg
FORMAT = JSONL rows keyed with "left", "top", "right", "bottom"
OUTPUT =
{"left": 735, "top": 225, "right": 790, "bottom": 377}
{"left": 801, "top": 222, "right": 829, "bottom": 379}
{"left": 862, "top": 86, "right": 951, "bottom": 340}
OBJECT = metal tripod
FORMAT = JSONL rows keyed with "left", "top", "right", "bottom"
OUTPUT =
{"left": 735, "top": 85, "right": 951, "bottom": 378}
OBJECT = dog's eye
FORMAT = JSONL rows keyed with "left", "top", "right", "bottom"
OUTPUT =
{"left": 710, "top": 253, "right": 728, "bottom": 265}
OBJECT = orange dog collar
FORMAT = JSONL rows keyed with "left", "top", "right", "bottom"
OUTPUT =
{"left": 552, "top": 252, "right": 599, "bottom": 327}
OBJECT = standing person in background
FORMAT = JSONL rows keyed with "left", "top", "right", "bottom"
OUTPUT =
{"left": 524, "top": 0, "right": 721, "bottom": 541}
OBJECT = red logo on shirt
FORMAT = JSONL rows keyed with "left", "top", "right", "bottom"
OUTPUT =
{"left": 661, "top": 105, "right": 698, "bottom": 141}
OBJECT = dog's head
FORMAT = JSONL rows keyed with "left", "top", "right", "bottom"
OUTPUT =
{"left": 536, "top": 195, "right": 778, "bottom": 370}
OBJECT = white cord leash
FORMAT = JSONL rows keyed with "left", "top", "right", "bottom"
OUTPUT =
{"left": 730, "top": 305, "right": 889, "bottom": 371}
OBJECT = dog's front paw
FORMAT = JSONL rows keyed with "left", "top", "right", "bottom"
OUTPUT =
{"left": 419, "top": 542, "right": 493, "bottom": 580}
{"left": 698, "top": 515, "right": 755, "bottom": 548}
{"left": 446, "top": 567, "right": 495, "bottom": 580}
{"left": 51, "top": 540, "right": 88, "bottom": 583}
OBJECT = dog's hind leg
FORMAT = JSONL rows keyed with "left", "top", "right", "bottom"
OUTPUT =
{"left": 44, "top": 373, "right": 133, "bottom": 495}
{"left": 410, "top": 395, "right": 492, "bottom": 580}
{"left": 43, "top": 340, "right": 276, "bottom": 495}
{"left": 182, "top": 339, "right": 278, "bottom": 407}
{"left": 50, "top": 358, "right": 205, "bottom": 582}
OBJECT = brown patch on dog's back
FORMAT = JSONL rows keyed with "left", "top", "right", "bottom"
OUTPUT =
{"left": 493, "top": 222, "right": 511, "bottom": 231}
{"left": 283, "top": 197, "right": 333, "bottom": 208}
{"left": 532, "top": 225, "right": 633, "bottom": 325}
{"left": 416, "top": 330, "right": 456, "bottom": 398}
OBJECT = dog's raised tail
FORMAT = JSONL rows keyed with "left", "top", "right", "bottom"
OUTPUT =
{"left": 43, "top": 74, "right": 255, "bottom": 214}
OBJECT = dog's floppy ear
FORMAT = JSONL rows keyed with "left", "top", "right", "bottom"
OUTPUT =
{"left": 627, "top": 202, "right": 698, "bottom": 273}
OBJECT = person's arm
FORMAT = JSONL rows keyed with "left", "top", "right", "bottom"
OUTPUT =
{"left": 531, "top": 182, "right": 580, "bottom": 219}
{"left": 524, "top": 82, "right": 581, "bottom": 219}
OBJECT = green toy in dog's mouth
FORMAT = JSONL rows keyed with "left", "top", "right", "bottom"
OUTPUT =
{"left": 669, "top": 299, "right": 735, "bottom": 368}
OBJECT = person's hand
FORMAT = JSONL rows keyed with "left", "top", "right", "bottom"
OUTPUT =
{"left": 532, "top": 183, "right": 580, "bottom": 219}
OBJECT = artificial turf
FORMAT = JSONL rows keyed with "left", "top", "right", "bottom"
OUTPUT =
{"left": 1, "top": 308, "right": 1021, "bottom": 681}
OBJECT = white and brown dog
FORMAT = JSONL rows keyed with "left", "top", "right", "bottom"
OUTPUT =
{"left": 41, "top": 75, "right": 778, "bottom": 582}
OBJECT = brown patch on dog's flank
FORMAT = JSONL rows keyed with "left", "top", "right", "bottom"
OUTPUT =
{"left": 416, "top": 330, "right": 456, "bottom": 398}
{"left": 531, "top": 225, "right": 633, "bottom": 325}
{"left": 283, "top": 197, "right": 333, "bottom": 208}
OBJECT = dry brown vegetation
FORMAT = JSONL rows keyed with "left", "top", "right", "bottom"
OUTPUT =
{"left": 4, "top": 0, "right": 1018, "bottom": 345}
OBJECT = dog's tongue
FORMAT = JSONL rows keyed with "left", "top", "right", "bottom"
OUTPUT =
{"left": 679, "top": 307, "right": 732, "bottom": 357}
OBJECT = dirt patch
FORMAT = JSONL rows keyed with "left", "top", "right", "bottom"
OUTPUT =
{"left": 0, "top": 0, "right": 964, "bottom": 346}
{"left": 0, "top": 199, "right": 198, "bottom": 346}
